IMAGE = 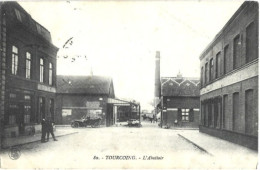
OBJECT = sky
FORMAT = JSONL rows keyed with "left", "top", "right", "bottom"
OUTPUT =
{"left": 19, "top": 0, "right": 244, "bottom": 111}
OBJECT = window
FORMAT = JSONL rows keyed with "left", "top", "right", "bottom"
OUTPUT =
{"left": 24, "top": 105, "right": 31, "bottom": 123}
{"left": 215, "top": 52, "right": 221, "bottom": 78}
{"left": 246, "top": 22, "right": 258, "bottom": 63}
{"left": 26, "top": 52, "right": 31, "bottom": 79}
{"left": 200, "top": 103, "right": 204, "bottom": 125}
{"left": 9, "top": 104, "right": 18, "bottom": 125}
{"left": 38, "top": 97, "right": 45, "bottom": 122}
{"left": 9, "top": 93, "right": 17, "bottom": 99}
{"left": 205, "top": 62, "right": 208, "bottom": 84}
{"left": 233, "top": 35, "right": 240, "bottom": 69}
{"left": 203, "top": 102, "right": 207, "bottom": 126}
{"left": 209, "top": 58, "right": 214, "bottom": 81}
{"left": 223, "top": 95, "right": 228, "bottom": 129}
{"left": 40, "top": 58, "right": 44, "bottom": 83}
{"left": 181, "top": 109, "right": 189, "bottom": 121}
{"left": 11, "top": 46, "right": 18, "bottom": 75}
{"left": 233, "top": 92, "right": 239, "bottom": 131}
{"left": 24, "top": 95, "right": 32, "bottom": 123}
{"left": 224, "top": 45, "right": 229, "bottom": 74}
{"left": 201, "top": 67, "right": 204, "bottom": 86}
{"left": 208, "top": 102, "right": 213, "bottom": 127}
{"left": 9, "top": 115, "right": 16, "bottom": 125}
{"left": 14, "top": 9, "right": 22, "bottom": 22}
{"left": 189, "top": 109, "right": 194, "bottom": 122}
{"left": 24, "top": 115, "right": 30, "bottom": 124}
{"left": 245, "top": 89, "right": 257, "bottom": 135}
{"left": 213, "top": 98, "right": 221, "bottom": 128}
{"left": 24, "top": 95, "right": 31, "bottom": 100}
{"left": 49, "top": 63, "right": 53, "bottom": 85}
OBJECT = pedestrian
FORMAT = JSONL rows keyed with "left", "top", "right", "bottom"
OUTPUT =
{"left": 46, "top": 117, "right": 58, "bottom": 141}
{"left": 41, "top": 118, "right": 47, "bottom": 143}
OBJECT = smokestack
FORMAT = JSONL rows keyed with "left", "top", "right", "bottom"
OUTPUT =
{"left": 154, "top": 51, "right": 161, "bottom": 98}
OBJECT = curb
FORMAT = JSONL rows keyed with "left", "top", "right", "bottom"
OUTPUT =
{"left": 2, "top": 132, "right": 78, "bottom": 149}
{"left": 178, "top": 134, "right": 213, "bottom": 156}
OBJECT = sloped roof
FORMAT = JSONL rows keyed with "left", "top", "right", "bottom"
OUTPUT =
{"left": 161, "top": 77, "right": 200, "bottom": 97}
{"left": 57, "top": 75, "right": 114, "bottom": 97}
{"left": 4, "top": 2, "right": 54, "bottom": 45}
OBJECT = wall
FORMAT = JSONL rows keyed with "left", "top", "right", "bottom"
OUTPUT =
{"left": 2, "top": 2, "right": 58, "bottom": 138}
{"left": 200, "top": 125, "right": 258, "bottom": 150}
{"left": 164, "top": 96, "right": 200, "bottom": 109}
{"left": 200, "top": 2, "right": 258, "bottom": 89}
{"left": 199, "top": 2, "right": 258, "bottom": 149}
{"left": 56, "top": 94, "right": 108, "bottom": 125}
{"left": 200, "top": 76, "right": 258, "bottom": 136}
{"left": 162, "top": 96, "right": 200, "bottom": 128}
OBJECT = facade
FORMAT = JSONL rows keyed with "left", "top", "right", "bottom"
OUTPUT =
{"left": 160, "top": 73, "right": 200, "bottom": 128}
{"left": 56, "top": 75, "right": 115, "bottom": 126}
{"left": 0, "top": 2, "right": 58, "bottom": 140}
{"left": 199, "top": 2, "right": 258, "bottom": 150}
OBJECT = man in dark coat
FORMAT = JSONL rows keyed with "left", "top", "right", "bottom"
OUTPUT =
{"left": 41, "top": 118, "right": 47, "bottom": 143}
{"left": 46, "top": 117, "right": 58, "bottom": 141}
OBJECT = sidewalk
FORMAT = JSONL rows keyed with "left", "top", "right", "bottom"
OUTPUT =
{"left": 2, "top": 127, "right": 78, "bottom": 148}
{"left": 178, "top": 130, "right": 258, "bottom": 169}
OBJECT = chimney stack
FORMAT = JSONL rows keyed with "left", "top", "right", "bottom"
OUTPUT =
{"left": 154, "top": 51, "right": 161, "bottom": 98}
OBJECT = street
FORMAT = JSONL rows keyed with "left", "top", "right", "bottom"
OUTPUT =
{"left": 0, "top": 122, "right": 257, "bottom": 169}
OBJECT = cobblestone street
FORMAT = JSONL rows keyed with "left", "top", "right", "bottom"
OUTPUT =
{"left": 0, "top": 122, "right": 257, "bottom": 169}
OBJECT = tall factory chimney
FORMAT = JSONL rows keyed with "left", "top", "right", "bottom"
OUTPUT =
{"left": 154, "top": 51, "right": 161, "bottom": 108}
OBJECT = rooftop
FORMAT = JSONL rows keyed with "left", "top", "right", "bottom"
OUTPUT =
{"left": 161, "top": 76, "right": 200, "bottom": 97}
{"left": 56, "top": 75, "right": 115, "bottom": 97}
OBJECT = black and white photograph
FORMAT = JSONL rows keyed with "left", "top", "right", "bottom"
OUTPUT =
{"left": 0, "top": 0, "right": 258, "bottom": 169}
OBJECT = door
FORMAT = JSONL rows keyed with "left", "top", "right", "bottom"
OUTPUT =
{"left": 245, "top": 90, "right": 254, "bottom": 135}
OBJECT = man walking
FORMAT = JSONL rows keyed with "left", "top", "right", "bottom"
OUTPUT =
{"left": 41, "top": 118, "right": 47, "bottom": 143}
{"left": 46, "top": 117, "right": 58, "bottom": 141}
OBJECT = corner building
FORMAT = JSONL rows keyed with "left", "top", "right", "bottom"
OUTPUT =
{"left": 199, "top": 2, "right": 258, "bottom": 150}
{"left": 160, "top": 73, "right": 200, "bottom": 128}
{"left": 1, "top": 2, "right": 58, "bottom": 138}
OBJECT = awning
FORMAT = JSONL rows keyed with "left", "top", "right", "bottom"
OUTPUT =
{"left": 108, "top": 98, "right": 139, "bottom": 106}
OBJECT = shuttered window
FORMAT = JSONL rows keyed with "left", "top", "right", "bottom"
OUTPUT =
{"left": 246, "top": 22, "right": 258, "bottom": 63}
{"left": 189, "top": 109, "right": 194, "bottom": 122}
{"left": 215, "top": 52, "right": 221, "bottom": 78}
{"left": 245, "top": 89, "right": 257, "bottom": 136}
{"left": 209, "top": 58, "right": 214, "bottom": 81}
{"left": 233, "top": 35, "right": 241, "bottom": 69}
{"left": 224, "top": 45, "right": 229, "bottom": 74}
{"left": 233, "top": 92, "right": 239, "bottom": 131}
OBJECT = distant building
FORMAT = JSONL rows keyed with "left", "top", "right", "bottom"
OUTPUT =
{"left": 160, "top": 73, "right": 200, "bottom": 128}
{"left": 199, "top": 2, "right": 258, "bottom": 150}
{"left": 0, "top": 2, "right": 58, "bottom": 140}
{"left": 56, "top": 75, "right": 115, "bottom": 126}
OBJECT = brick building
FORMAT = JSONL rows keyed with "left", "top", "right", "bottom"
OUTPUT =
{"left": 160, "top": 73, "right": 200, "bottom": 128}
{"left": 56, "top": 75, "right": 115, "bottom": 126}
{"left": 0, "top": 2, "right": 58, "bottom": 141}
{"left": 199, "top": 2, "right": 258, "bottom": 150}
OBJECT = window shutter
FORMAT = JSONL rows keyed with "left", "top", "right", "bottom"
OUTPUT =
{"left": 178, "top": 108, "right": 182, "bottom": 121}
{"left": 189, "top": 109, "right": 194, "bottom": 122}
